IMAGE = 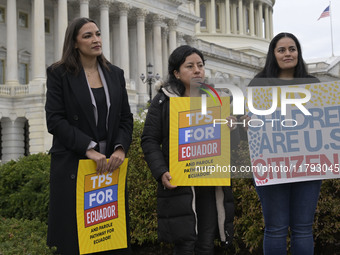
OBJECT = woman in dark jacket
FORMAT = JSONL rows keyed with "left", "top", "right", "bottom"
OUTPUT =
{"left": 45, "top": 17, "right": 133, "bottom": 254}
{"left": 141, "top": 45, "right": 239, "bottom": 254}
{"left": 247, "top": 32, "right": 321, "bottom": 255}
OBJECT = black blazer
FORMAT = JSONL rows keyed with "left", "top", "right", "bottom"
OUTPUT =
{"left": 45, "top": 62, "right": 133, "bottom": 254}
{"left": 45, "top": 62, "right": 133, "bottom": 157}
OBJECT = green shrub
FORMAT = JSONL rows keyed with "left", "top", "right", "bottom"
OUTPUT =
{"left": 127, "top": 119, "right": 158, "bottom": 245}
{"left": 0, "top": 153, "right": 50, "bottom": 223}
{"left": 229, "top": 141, "right": 265, "bottom": 254}
{"left": 314, "top": 179, "right": 340, "bottom": 254}
{"left": 230, "top": 141, "right": 340, "bottom": 254}
{"left": 0, "top": 217, "right": 56, "bottom": 255}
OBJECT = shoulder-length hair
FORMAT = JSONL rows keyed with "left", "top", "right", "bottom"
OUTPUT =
{"left": 256, "top": 32, "right": 308, "bottom": 78}
{"left": 164, "top": 45, "right": 205, "bottom": 96}
{"left": 52, "top": 17, "right": 109, "bottom": 74}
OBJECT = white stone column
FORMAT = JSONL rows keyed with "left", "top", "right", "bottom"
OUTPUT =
{"left": 6, "top": 0, "right": 18, "bottom": 85}
{"left": 1, "top": 118, "right": 26, "bottom": 163}
{"left": 152, "top": 14, "right": 163, "bottom": 78}
{"left": 168, "top": 20, "right": 177, "bottom": 54}
{"left": 249, "top": 0, "right": 255, "bottom": 36}
{"left": 111, "top": 16, "right": 120, "bottom": 66}
{"left": 264, "top": 5, "right": 270, "bottom": 40}
{"left": 80, "top": 0, "right": 89, "bottom": 18}
{"left": 28, "top": 110, "right": 47, "bottom": 155}
{"left": 225, "top": 0, "right": 231, "bottom": 34}
{"left": 136, "top": 9, "right": 148, "bottom": 104}
{"left": 162, "top": 28, "right": 168, "bottom": 78}
{"left": 32, "top": 0, "right": 45, "bottom": 81}
{"left": 53, "top": 0, "right": 59, "bottom": 62}
{"left": 57, "top": 0, "right": 68, "bottom": 60}
{"left": 99, "top": 0, "right": 110, "bottom": 61}
{"left": 118, "top": 3, "right": 130, "bottom": 80}
{"left": 195, "top": 0, "right": 200, "bottom": 33}
{"left": 238, "top": 0, "right": 244, "bottom": 35}
{"left": 210, "top": 0, "right": 216, "bottom": 33}
{"left": 257, "top": 3, "right": 263, "bottom": 38}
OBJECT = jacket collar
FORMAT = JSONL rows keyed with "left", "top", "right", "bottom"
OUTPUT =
{"left": 162, "top": 87, "right": 179, "bottom": 98}
{"left": 67, "top": 67, "right": 98, "bottom": 139}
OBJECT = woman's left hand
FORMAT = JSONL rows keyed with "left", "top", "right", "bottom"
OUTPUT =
{"left": 107, "top": 147, "right": 125, "bottom": 173}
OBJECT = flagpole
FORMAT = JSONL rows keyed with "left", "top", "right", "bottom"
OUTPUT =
{"left": 329, "top": 0, "right": 334, "bottom": 57}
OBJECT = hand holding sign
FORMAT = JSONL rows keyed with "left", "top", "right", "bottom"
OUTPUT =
{"left": 86, "top": 149, "right": 107, "bottom": 175}
{"left": 161, "top": 172, "right": 177, "bottom": 190}
{"left": 77, "top": 159, "right": 128, "bottom": 254}
{"left": 107, "top": 147, "right": 125, "bottom": 173}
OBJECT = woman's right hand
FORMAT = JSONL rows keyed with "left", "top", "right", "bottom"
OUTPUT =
{"left": 239, "top": 115, "right": 250, "bottom": 131}
{"left": 85, "top": 149, "right": 107, "bottom": 175}
{"left": 161, "top": 172, "right": 177, "bottom": 190}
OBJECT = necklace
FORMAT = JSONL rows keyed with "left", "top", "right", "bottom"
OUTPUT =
{"left": 85, "top": 68, "right": 98, "bottom": 78}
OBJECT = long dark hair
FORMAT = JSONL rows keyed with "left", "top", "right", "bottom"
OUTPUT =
{"left": 256, "top": 32, "right": 308, "bottom": 78}
{"left": 52, "top": 17, "right": 109, "bottom": 74}
{"left": 164, "top": 45, "right": 205, "bottom": 96}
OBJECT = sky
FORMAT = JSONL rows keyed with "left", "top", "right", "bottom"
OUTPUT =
{"left": 273, "top": 0, "right": 340, "bottom": 60}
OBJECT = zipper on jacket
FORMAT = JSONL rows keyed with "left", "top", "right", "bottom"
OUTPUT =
{"left": 191, "top": 186, "right": 198, "bottom": 235}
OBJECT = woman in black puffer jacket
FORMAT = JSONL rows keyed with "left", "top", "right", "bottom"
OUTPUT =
{"left": 141, "top": 45, "right": 240, "bottom": 255}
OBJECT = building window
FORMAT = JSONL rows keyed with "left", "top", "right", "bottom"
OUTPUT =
{"left": 19, "top": 63, "right": 28, "bottom": 85}
{"left": 18, "top": 12, "right": 28, "bottom": 28}
{"left": 216, "top": 4, "right": 220, "bottom": 30}
{"left": 0, "top": 60, "right": 4, "bottom": 84}
{"left": 200, "top": 4, "right": 207, "bottom": 29}
{"left": 236, "top": 7, "right": 239, "bottom": 32}
{"left": 24, "top": 120, "right": 29, "bottom": 156}
{"left": 245, "top": 8, "right": 250, "bottom": 34}
{"left": 262, "top": 17, "right": 265, "bottom": 38}
{"left": 45, "top": 18, "right": 50, "bottom": 33}
{"left": 0, "top": 7, "right": 5, "bottom": 23}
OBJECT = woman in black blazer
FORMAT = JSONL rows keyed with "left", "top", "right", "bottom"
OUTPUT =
{"left": 45, "top": 17, "right": 133, "bottom": 254}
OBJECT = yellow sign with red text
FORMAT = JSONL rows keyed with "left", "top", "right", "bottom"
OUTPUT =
{"left": 76, "top": 159, "right": 128, "bottom": 254}
{"left": 170, "top": 97, "right": 231, "bottom": 186}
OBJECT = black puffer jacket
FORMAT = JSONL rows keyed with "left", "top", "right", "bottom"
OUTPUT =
{"left": 141, "top": 88, "right": 240, "bottom": 246}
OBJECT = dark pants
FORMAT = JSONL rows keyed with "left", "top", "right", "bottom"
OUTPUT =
{"left": 256, "top": 180, "right": 322, "bottom": 255}
{"left": 173, "top": 186, "right": 218, "bottom": 255}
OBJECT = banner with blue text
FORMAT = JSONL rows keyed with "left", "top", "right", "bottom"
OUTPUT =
{"left": 170, "top": 97, "right": 231, "bottom": 186}
{"left": 76, "top": 159, "right": 128, "bottom": 254}
{"left": 246, "top": 81, "right": 340, "bottom": 186}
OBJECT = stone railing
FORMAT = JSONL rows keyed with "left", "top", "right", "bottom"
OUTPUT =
{"left": 0, "top": 85, "right": 29, "bottom": 96}
{"left": 0, "top": 80, "right": 46, "bottom": 96}
{"left": 197, "top": 39, "right": 264, "bottom": 69}
{"left": 307, "top": 62, "right": 330, "bottom": 73}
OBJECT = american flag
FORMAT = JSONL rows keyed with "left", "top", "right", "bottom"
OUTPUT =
{"left": 318, "top": 6, "right": 330, "bottom": 20}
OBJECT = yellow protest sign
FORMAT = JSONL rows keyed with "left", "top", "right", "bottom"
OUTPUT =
{"left": 169, "top": 97, "right": 231, "bottom": 186}
{"left": 76, "top": 159, "right": 128, "bottom": 254}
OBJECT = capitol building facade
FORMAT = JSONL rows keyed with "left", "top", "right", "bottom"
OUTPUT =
{"left": 0, "top": 0, "right": 339, "bottom": 162}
